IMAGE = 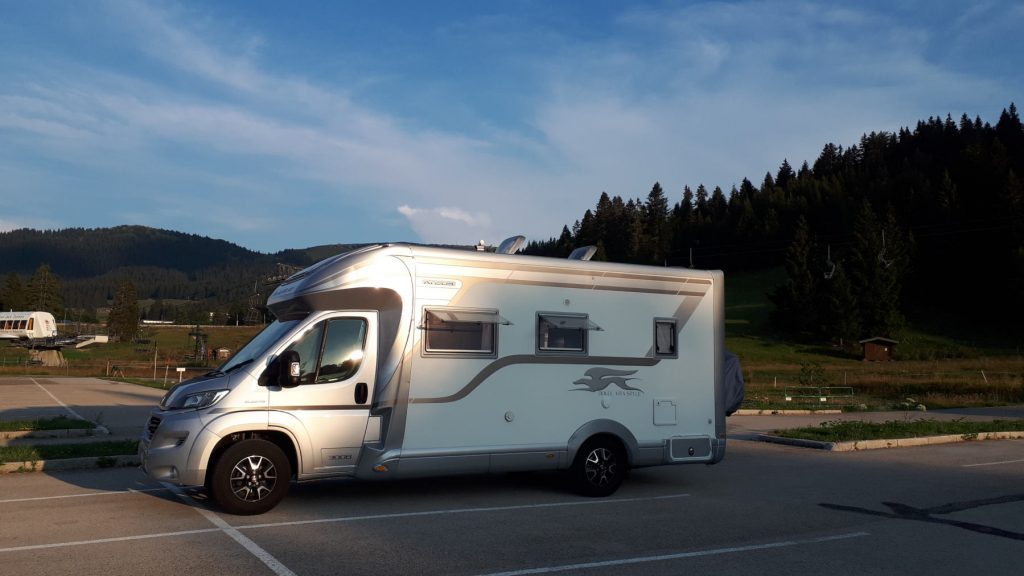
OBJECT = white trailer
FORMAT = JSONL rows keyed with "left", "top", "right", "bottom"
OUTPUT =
{"left": 0, "top": 311, "right": 58, "bottom": 340}
{"left": 140, "top": 241, "right": 732, "bottom": 514}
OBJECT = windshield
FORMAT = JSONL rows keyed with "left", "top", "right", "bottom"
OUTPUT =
{"left": 217, "top": 318, "right": 305, "bottom": 373}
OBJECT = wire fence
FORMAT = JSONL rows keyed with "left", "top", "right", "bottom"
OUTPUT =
{"left": 744, "top": 368, "right": 1024, "bottom": 408}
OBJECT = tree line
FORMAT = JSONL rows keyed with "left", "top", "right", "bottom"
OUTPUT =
{"left": 526, "top": 103, "right": 1023, "bottom": 344}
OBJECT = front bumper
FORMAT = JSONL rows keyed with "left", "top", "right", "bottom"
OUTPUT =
{"left": 138, "top": 409, "right": 207, "bottom": 486}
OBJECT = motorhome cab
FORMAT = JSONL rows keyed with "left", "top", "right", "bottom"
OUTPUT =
{"left": 140, "top": 239, "right": 733, "bottom": 515}
{"left": 0, "top": 311, "right": 58, "bottom": 340}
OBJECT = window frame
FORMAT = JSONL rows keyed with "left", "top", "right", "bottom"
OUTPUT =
{"left": 535, "top": 312, "right": 598, "bottom": 356}
{"left": 421, "top": 307, "right": 502, "bottom": 358}
{"left": 653, "top": 317, "right": 678, "bottom": 358}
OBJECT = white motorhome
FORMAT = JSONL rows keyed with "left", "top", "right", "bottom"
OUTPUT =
{"left": 140, "top": 241, "right": 732, "bottom": 514}
{"left": 0, "top": 311, "right": 58, "bottom": 340}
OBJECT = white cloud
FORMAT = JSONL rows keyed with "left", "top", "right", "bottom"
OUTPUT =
{"left": 397, "top": 205, "right": 495, "bottom": 244}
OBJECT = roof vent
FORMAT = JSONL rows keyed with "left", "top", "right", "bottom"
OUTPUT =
{"left": 496, "top": 235, "right": 525, "bottom": 255}
{"left": 568, "top": 246, "right": 597, "bottom": 261}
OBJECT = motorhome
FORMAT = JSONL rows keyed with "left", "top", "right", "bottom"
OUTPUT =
{"left": 0, "top": 311, "right": 58, "bottom": 340}
{"left": 140, "top": 239, "right": 733, "bottom": 515}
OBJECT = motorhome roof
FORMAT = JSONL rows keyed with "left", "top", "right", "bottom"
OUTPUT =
{"left": 0, "top": 311, "right": 50, "bottom": 320}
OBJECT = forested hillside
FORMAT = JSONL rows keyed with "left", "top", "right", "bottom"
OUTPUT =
{"left": 526, "top": 104, "right": 1023, "bottom": 341}
{"left": 0, "top": 226, "right": 366, "bottom": 318}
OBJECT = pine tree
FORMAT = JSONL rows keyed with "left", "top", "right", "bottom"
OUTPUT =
{"left": 1, "top": 273, "right": 27, "bottom": 311}
{"left": 769, "top": 216, "right": 818, "bottom": 335}
{"left": 27, "top": 264, "right": 63, "bottom": 315}
{"left": 848, "top": 202, "right": 908, "bottom": 337}
{"left": 640, "top": 182, "right": 670, "bottom": 264}
{"left": 107, "top": 279, "right": 140, "bottom": 342}
{"left": 819, "top": 261, "right": 860, "bottom": 347}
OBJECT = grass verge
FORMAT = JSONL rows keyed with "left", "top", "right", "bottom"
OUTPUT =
{"left": 0, "top": 440, "right": 139, "bottom": 465}
{"left": 775, "top": 419, "right": 1024, "bottom": 442}
{"left": 0, "top": 416, "right": 96, "bottom": 432}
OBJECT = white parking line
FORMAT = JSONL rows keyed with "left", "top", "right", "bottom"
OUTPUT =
{"left": 0, "top": 528, "right": 221, "bottom": 553}
{"left": 473, "top": 531, "right": 872, "bottom": 576}
{"left": 240, "top": 493, "right": 690, "bottom": 530}
{"left": 31, "top": 377, "right": 110, "bottom": 434}
{"left": 962, "top": 458, "right": 1024, "bottom": 468}
{"left": 0, "top": 492, "right": 690, "bottom": 556}
{"left": 0, "top": 487, "right": 167, "bottom": 504}
{"left": 163, "top": 483, "right": 298, "bottom": 576}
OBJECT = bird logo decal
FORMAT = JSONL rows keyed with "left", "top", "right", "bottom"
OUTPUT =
{"left": 571, "top": 367, "right": 642, "bottom": 392}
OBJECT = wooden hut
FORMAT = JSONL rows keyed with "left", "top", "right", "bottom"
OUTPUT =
{"left": 859, "top": 337, "right": 898, "bottom": 362}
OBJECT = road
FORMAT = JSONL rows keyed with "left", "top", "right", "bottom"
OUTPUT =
{"left": 0, "top": 376, "right": 1021, "bottom": 575}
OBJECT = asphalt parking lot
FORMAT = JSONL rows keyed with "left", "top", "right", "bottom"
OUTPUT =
{"left": 1, "top": 376, "right": 1022, "bottom": 575}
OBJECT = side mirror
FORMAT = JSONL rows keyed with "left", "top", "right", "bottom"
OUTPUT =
{"left": 278, "top": 350, "right": 302, "bottom": 388}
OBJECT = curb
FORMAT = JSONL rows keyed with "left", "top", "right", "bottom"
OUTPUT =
{"left": 0, "top": 454, "right": 139, "bottom": 474}
{"left": 734, "top": 409, "right": 843, "bottom": 416}
{"left": 1, "top": 428, "right": 109, "bottom": 441}
{"left": 759, "top": 431, "right": 1024, "bottom": 451}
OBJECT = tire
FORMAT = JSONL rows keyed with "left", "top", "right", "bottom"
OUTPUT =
{"left": 209, "top": 439, "right": 291, "bottom": 515}
{"left": 569, "top": 438, "right": 627, "bottom": 497}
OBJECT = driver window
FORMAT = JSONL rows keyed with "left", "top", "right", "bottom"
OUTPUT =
{"left": 285, "top": 322, "right": 325, "bottom": 384}
{"left": 316, "top": 318, "right": 368, "bottom": 383}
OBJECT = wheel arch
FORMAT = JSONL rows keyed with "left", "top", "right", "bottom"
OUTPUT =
{"left": 566, "top": 419, "right": 638, "bottom": 469}
{"left": 204, "top": 430, "right": 299, "bottom": 487}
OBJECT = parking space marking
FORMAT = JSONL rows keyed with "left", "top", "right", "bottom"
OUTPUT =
{"left": 0, "top": 527, "right": 221, "bottom": 553}
{"left": 239, "top": 493, "right": 691, "bottom": 530}
{"left": 31, "top": 377, "right": 110, "bottom": 434}
{"left": 962, "top": 458, "right": 1024, "bottom": 468}
{"left": 163, "top": 483, "right": 298, "bottom": 576}
{"left": 0, "top": 487, "right": 167, "bottom": 505}
{"left": 473, "top": 531, "right": 872, "bottom": 576}
{"left": 0, "top": 492, "right": 689, "bottom": 560}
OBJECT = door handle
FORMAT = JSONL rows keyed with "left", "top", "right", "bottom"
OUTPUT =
{"left": 355, "top": 382, "right": 368, "bottom": 405}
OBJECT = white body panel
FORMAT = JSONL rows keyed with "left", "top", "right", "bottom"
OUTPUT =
{"left": 0, "top": 311, "right": 58, "bottom": 340}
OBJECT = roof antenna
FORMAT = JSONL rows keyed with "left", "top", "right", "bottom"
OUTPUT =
{"left": 877, "top": 231, "right": 894, "bottom": 269}
{"left": 824, "top": 244, "right": 836, "bottom": 279}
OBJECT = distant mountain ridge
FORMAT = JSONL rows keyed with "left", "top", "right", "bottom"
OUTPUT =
{"left": 0, "top": 225, "right": 367, "bottom": 308}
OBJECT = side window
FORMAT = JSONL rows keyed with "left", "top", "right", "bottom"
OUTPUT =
{"left": 27, "top": 318, "right": 33, "bottom": 330}
{"left": 316, "top": 318, "right": 368, "bottom": 383}
{"left": 284, "top": 322, "right": 325, "bottom": 384}
{"left": 654, "top": 318, "right": 677, "bottom": 358}
{"left": 283, "top": 318, "right": 369, "bottom": 384}
{"left": 422, "top": 308, "right": 503, "bottom": 356}
{"left": 537, "top": 313, "right": 599, "bottom": 354}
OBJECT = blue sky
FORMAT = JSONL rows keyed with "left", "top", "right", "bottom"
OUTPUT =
{"left": 2, "top": 1, "right": 1022, "bottom": 253}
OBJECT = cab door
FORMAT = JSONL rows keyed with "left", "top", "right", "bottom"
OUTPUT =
{"left": 268, "top": 312, "right": 377, "bottom": 474}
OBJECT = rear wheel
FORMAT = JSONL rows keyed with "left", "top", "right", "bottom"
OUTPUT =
{"left": 570, "top": 438, "right": 626, "bottom": 497}
{"left": 209, "top": 439, "right": 291, "bottom": 515}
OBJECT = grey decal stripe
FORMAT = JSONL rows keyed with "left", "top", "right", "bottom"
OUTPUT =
{"left": 410, "top": 355, "right": 661, "bottom": 404}
{"left": 269, "top": 405, "right": 369, "bottom": 411}
{"left": 675, "top": 294, "right": 703, "bottom": 332}
{"left": 502, "top": 279, "right": 707, "bottom": 296}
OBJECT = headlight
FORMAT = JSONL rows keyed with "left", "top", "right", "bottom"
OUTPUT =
{"left": 178, "top": 390, "right": 230, "bottom": 410}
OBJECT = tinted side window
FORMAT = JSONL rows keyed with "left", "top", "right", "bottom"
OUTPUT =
{"left": 316, "top": 318, "right": 368, "bottom": 383}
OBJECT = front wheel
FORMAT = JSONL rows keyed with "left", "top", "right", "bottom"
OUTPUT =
{"left": 569, "top": 438, "right": 627, "bottom": 497}
{"left": 209, "top": 439, "right": 291, "bottom": 515}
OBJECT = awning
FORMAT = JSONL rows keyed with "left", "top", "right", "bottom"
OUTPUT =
{"left": 424, "top": 310, "right": 511, "bottom": 325}
{"left": 539, "top": 314, "right": 602, "bottom": 331}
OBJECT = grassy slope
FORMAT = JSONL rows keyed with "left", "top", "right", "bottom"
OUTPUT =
{"left": 725, "top": 268, "right": 1023, "bottom": 408}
